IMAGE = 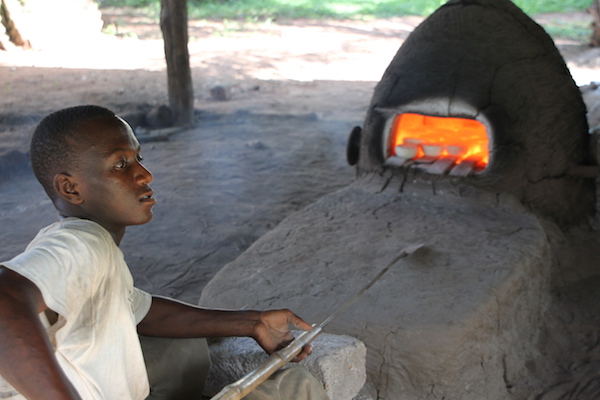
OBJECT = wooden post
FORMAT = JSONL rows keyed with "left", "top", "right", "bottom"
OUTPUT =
{"left": 591, "top": 0, "right": 600, "bottom": 47}
{"left": 0, "top": 0, "right": 31, "bottom": 49}
{"left": 160, "top": 0, "right": 194, "bottom": 127}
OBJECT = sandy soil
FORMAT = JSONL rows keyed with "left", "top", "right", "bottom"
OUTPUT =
{"left": 1, "top": 8, "right": 600, "bottom": 399}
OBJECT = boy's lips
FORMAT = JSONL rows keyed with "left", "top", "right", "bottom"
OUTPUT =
{"left": 139, "top": 189, "right": 155, "bottom": 203}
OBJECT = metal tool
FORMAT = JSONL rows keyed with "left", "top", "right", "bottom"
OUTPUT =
{"left": 210, "top": 243, "right": 424, "bottom": 400}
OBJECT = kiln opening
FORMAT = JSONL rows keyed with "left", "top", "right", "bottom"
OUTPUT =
{"left": 383, "top": 113, "right": 490, "bottom": 176}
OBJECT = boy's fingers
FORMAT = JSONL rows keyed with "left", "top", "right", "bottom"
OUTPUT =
{"left": 292, "top": 344, "right": 313, "bottom": 362}
{"left": 288, "top": 312, "right": 314, "bottom": 331}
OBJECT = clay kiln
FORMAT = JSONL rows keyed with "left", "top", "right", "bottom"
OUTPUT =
{"left": 200, "top": 1, "right": 596, "bottom": 399}
{"left": 347, "top": 0, "right": 596, "bottom": 227}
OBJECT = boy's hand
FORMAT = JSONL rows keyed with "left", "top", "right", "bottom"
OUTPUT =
{"left": 251, "top": 309, "right": 314, "bottom": 362}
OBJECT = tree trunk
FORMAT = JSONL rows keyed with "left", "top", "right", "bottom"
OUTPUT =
{"left": 591, "top": 0, "right": 600, "bottom": 47}
{"left": 1, "top": 0, "right": 101, "bottom": 51}
{"left": 160, "top": 0, "right": 194, "bottom": 127}
{"left": 0, "top": 0, "right": 31, "bottom": 49}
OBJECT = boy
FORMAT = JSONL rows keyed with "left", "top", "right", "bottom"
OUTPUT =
{"left": 0, "top": 105, "right": 329, "bottom": 400}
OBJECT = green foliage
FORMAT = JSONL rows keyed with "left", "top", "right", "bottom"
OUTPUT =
{"left": 99, "top": 0, "right": 155, "bottom": 7}
{"left": 542, "top": 20, "right": 592, "bottom": 42}
{"left": 96, "top": 0, "right": 151, "bottom": 8}
{"left": 185, "top": 0, "right": 450, "bottom": 20}
{"left": 514, "top": 0, "right": 591, "bottom": 15}
{"left": 96, "top": 0, "right": 592, "bottom": 20}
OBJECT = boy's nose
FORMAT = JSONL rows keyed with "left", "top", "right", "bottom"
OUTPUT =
{"left": 136, "top": 162, "right": 153, "bottom": 184}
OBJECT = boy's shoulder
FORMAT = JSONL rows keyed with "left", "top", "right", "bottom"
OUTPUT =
{"left": 35, "top": 218, "right": 111, "bottom": 243}
{"left": 1, "top": 218, "right": 122, "bottom": 309}
{"left": 21, "top": 218, "right": 116, "bottom": 262}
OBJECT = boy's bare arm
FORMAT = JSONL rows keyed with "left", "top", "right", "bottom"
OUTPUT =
{"left": 0, "top": 266, "right": 83, "bottom": 400}
{"left": 138, "top": 296, "right": 314, "bottom": 361}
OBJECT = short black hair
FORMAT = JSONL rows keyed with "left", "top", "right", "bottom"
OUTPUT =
{"left": 30, "top": 105, "right": 116, "bottom": 197}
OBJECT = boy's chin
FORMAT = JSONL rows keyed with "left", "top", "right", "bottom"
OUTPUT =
{"left": 132, "top": 212, "right": 154, "bottom": 226}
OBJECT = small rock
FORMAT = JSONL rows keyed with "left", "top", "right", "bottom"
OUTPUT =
{"left": 210, "top": 85, "right": 231, "bottom": 101}
{"left": 245, "top": 140, "right": 267, "bottom": 150}
{"left": 145, "top": 105, "right": 173, "bottom": 129}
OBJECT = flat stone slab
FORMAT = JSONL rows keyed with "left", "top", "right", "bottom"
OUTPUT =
{"left": 200, "top": 175, "right": 552, "bottom": 399}
{"left": 204, "top": 333, "right": 367, "bottom": 400}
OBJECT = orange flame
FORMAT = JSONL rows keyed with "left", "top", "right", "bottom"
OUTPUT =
{"left": 388, "top": 113, "right": 489, "bottom": 168}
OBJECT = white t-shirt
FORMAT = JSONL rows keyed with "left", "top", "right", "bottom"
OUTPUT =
{"left": 0, "top": 218, "right": 152, "bottom": 400}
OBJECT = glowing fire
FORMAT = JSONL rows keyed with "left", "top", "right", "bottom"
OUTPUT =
{"left": 388, "top": 113, "right": 489, "bottom": 170}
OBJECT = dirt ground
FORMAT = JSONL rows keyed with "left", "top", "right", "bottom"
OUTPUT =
{"left": 0, "top": 9, "right": 444, "bottom": 298}
{"left": 1, "top": 8, "right": 600, "bottom": 399}
{"left": 0, "top": 10, "right": 413, "bottom": 300}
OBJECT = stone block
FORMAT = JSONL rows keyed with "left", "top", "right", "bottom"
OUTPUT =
{"left": 204, "top": 333, "right": 366, "bottom": 400}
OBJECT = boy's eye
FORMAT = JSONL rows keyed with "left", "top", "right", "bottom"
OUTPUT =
{"left": 136, "top": 154, "right": 143, "bottom": 162}
{"left": 115, "top": 159, "right": 128, "bottom": 169}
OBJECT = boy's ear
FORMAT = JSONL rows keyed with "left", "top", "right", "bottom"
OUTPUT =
{"left": 53, "top": 174, "right": 83, "bottom": 205}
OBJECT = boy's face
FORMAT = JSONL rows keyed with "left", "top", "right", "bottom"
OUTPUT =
{"left": 66, "top": 116, "right": 156, "bottom": 236}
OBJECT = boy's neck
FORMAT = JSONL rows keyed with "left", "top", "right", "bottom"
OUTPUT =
{"left": 58, "top": 214, "right": 126, "bottom": 246}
